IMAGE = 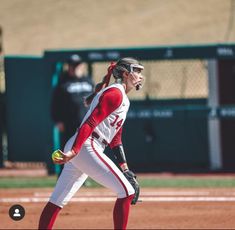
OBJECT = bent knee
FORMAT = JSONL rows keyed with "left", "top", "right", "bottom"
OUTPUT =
{"left": 128, "top": 186, "right": 135, "bottom": 196}
{"left": 49, "top": 198, "right": 66, "bottom": 208}
{"left": 117, "top": 186, "right": 135, "bottom": 199}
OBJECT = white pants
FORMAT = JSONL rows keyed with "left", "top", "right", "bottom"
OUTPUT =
{"left": 50, "top": 134, "right": 135, "bottom": 208}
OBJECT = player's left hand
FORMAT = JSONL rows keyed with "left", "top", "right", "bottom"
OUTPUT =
{"left": 52, "top": 150, "right": 76, "bottom": 164}
{"left": 123, "top": 170, "right": 140, "bottom": 205}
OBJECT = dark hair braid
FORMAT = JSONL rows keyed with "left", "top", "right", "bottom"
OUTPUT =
{"left": 84, "top": 62, "right": 116, "bottom": 106}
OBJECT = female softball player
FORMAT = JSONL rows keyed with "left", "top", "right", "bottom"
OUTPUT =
{"left": 38, "top": 57, "right": 144, "bottom": 230}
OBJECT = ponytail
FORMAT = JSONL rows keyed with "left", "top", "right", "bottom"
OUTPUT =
{"left": 84, "top": 62, "right": 116, "bottom": 106}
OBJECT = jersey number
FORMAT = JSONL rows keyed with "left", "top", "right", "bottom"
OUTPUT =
{"left": 110, "top": 115, "right": 123, "bottom": 129}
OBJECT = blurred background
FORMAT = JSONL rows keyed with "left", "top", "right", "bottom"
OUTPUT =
{"left": 1, "top": 0, "right": 235, "bottom": 175}
{"left": 0, "top": 0, "right": 234, "bottom": 54}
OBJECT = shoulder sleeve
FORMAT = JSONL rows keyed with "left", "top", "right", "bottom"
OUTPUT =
{"left": 100, "top": 87, "right": 123, "bottom": 114}
{"left": 85, "top": 87, "right": 123, "bottom": 127}
{"left": 72, "top": 87, "right": 123, "bottom": 154}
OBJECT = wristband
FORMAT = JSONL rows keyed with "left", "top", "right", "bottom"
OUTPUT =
{"left": 112, "top": 145, "right": 127, "bottom": 165}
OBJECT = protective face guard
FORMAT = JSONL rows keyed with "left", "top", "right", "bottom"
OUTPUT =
{"left": 130, "top": 63, "right": 144, "bottom": 72}
{"left": 130, "top": 63, "right": 145, "bottom": 90}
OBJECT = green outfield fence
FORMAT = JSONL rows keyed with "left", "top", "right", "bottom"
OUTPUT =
{"left": 3, "top": 43, "right": 235, "bottom": 174}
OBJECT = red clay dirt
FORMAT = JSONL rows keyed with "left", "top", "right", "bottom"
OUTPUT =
{"left": 0, "top": 187, "right": 235, "bottom": 229}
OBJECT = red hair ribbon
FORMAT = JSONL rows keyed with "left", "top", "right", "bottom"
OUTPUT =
{"left": 104, "top": 62, "right": 116, "bottom": 86}
{"left": 84, "top": 62, "right": 117, "bottom": 106}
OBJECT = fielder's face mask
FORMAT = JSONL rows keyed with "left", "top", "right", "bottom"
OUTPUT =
{"left": 129, "top": 63, "right": 145, "bottom": 90}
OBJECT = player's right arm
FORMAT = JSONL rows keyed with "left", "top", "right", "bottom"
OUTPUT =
{"left": 54, "top": 87, "right": 123, "bottom": 164}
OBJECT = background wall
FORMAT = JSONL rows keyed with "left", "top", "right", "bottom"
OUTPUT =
{"left": 0, "top": 0, "right": 234, "bottom": 55}
{"left": 1, "top": 0, "right": 235, "bottom": 173}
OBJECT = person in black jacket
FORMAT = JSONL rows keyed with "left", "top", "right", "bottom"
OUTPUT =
{"left": 51, "top": 54, "right": 94, "bottom": 174}
{"left": 0, "top": 92, "right": 6, "bottom": 168}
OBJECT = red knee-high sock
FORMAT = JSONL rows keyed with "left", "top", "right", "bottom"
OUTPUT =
{"left": 38, "top": 202, "right": 62, "bottom": 230}
{"left": 113, "top": 194, "right": 134, "bottom": 230}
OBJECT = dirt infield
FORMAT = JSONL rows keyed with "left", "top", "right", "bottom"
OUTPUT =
{"left": 1, "top": 187, "right": 235, "bottom": 229}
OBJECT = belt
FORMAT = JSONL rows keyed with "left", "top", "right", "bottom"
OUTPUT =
{"left": 92, "top": 132, "right": 108, "bottom": 146}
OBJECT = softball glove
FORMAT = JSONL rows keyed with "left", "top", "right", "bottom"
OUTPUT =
{"left": 123, "top": 170, "right": 140, "bottom": 205}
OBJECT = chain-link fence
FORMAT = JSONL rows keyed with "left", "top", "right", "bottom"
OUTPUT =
{"left": 92, "top": 59, "right": 208, "bottom": 100}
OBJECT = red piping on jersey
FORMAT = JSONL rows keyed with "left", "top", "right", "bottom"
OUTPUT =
{"left": 91, "top": 137, "right": 129, "bottom": 197}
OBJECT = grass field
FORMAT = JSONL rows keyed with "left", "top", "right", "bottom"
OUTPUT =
{"left": 1, "top": 173, "right": 235, "bottom": 229}
{"left": 1, "top": 174, "right": 235, "bottom": 188}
